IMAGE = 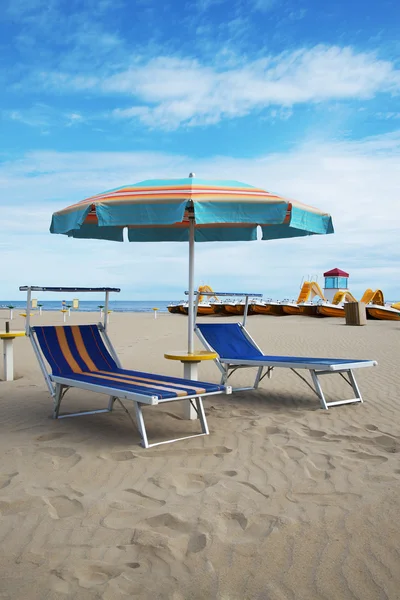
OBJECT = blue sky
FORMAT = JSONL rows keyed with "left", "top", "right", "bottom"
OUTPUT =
{"left": 1, "top": 0, "right": 400, "bottom": 301}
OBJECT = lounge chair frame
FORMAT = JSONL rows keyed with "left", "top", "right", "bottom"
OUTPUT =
{"left": 195, "top": 321, "right": 376, "bottom": 410}
{"left": 20, "top": 286, "right": 230, "bottom": 448}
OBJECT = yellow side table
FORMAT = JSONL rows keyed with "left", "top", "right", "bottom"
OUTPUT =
{"left": 164, "top": 350, "right": 217, "bottom": 420}
{"left": 0, "top": 331, "right": 25, "bottom": 381}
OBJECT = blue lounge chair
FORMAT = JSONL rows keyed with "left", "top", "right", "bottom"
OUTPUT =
{"left": 30, "top": 323, "right": 230, "bottom": 448}
{"left": 196, "top": 322, "right": 377, "bottom": 409}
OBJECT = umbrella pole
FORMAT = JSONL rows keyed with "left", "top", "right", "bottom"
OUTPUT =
{"left": 188, "top": 215, "right": 195, "bottom": 354}
{"left": 182, "top": 214, "right": 198, "bottom": 421}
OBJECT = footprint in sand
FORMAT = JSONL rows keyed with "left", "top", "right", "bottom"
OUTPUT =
{"left": 365, "top": 424, "right": 379, "bottom": 432}
{"left": 103, "top": 490, "right": 166, "bottom": 530}
{"left": 139, "top": 446, "right": 233, "bottom": 459}
{"left": 345, "top": 449, "right": 388, "bottom": 465}
{"left": 107, "top": 489, "right": 165, "bottom": 511}
{"left": 213, "top": 446, "right": 233, "bottom": 458}
{"left": 38, "top": 447, "right": 77, "bottom": 458}
{"left": 265, "top": 426, "right": 284, "bottom": 435}
{"left": 289, "top": 491, "right": 361, "bottom": 506}
{"left": 301, "top": 426, "right": 327, "bottom": 439}
{"left": 373, "top": 435, "right": 400, "bottom": 454}
{"left": 218, "top": 511, "right": 284, "bottom": 543}
{"left": 108, "top": 450, "right": 138, "bottom": 461}
{"left": 284, "top": 445, "right": 306, "bottom": 460}
{"left": 136, "top": 513, "right": 209, "bottom": 553}
{"left": 145, "top": 513, "right": 193, "bottom": 534}
{"left": 35, "top": 432, "right": 68, "bottom": 442}
{"left": 223, "top": 470, "right": 238, "bottom": 477}
{"left": 69, "top": 563, "right": 123, "bottom": 587}
{"left": 149, "top": 470, "right": 220, "bottom": 495}
{"left": 0, "top": 472, "right": 18, "bottom": 490}
{"left": 237, "top": 480, "right": 271, "bottom": 499}
{"left": 49, "top": 570, "right": 71, "bottom": 594}
{"left": 231, "top": 408, "right": 258, "bottom": 418}
{"left": 44, "top": 495, "right": 84, "bottom": 519}
{"left": 27, "top": 483, "right": 83, "bottom": 499}
{"left": 187, "top": 532, "right": 207, "bottom": 553}
{"left": 223, "top": 511, "right": 248, "bottom": 531}
{"left": 124, "top": 488, "right": 166, "bottom": 507}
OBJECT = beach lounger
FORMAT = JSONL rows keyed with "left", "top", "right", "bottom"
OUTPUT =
{"left": 29, "top": 323, "right": 230, "bottom": 448}
{"left": 196, "top": 323, "right": 377, "bottom": 409}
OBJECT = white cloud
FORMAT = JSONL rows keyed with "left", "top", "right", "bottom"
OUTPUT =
{"left": 3, "top": 104, "right": 84, "bottom": 129}
{"left": 33, "top": 46, "right": 400, "bottom": 129}
{"left": 0, "top": 130, "right": 399, "bottom": 301}
{"left": 376, "top": 112, "right": 400, "bottom": 120}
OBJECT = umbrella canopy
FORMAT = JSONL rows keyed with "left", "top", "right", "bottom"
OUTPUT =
{"left": 50, "top": 175, "right": 334, "bottom": 352}
{"left": 51, "top": 176, "right": 333, "bottom": 242}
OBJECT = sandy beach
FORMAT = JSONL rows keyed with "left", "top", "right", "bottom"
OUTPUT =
{"left": 0, "top": 310, "right": 399, "bottom": 599}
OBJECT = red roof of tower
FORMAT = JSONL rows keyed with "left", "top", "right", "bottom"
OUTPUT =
{"left": 323, "top": 268, "right": 349, "bottom": 277}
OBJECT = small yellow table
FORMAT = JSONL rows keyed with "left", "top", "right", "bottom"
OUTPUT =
{"left": 0, "top": 331, "right": 25, "bottom": 381}
{"left": 164, "top": 350, "right": 217, "bottom": 420}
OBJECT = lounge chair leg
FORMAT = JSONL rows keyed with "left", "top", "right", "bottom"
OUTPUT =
{"left": 310, "top": 370, "right": 328, "bottom": 410}
{"left": 220, "top": 365, "right": 229, "bottom": 386}
{"left": 133, "top": 402, "right": 149, "bottom": 448}
{"left": 53, "top": 383, "right": 63, "bottom": 419}
{"left": 254, "top": 366, "right": 264, "bottom": 389}
{"left": 132, "top": 399, "right": 210, "bottom": 449}
{"left": 195, "top": 397, "right": 209, "bottom": 435}
{"left": 348, "top": 370, "right": 363, "bottom": 403}
{"left": 108, "top": 396, "right": 116, "bottom": 411}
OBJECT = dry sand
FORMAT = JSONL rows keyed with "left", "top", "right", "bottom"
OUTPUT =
{"left": 0, "top": 310, "right": 399, "bottom": 599}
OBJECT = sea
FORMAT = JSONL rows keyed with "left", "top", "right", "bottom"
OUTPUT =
{"left": 0, "top": 300, "right": 173, "bottom": 313}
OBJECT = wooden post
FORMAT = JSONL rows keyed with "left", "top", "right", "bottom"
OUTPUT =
{"left": 344, "top": 302, "right": 367, "bottom": 326}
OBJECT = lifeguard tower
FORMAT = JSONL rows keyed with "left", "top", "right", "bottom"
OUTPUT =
{"left": 323, "top": 268, "right": 349, "bottom": 302}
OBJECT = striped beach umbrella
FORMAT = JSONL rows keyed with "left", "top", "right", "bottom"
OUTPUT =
{"left": 50, "top": 174, "right": 334, "bottom": 353}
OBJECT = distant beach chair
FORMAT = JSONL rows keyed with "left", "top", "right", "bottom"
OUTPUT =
{"left": 29, "top": 323, "right": 230, "bottom": 447}
{"left": 196, "top": 322, "right": 376, "bottom": 409}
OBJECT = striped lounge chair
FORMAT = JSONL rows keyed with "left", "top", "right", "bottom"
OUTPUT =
{"left": 30, "top": 324, "right": 230, "bottom": 448}
{"left": 196, "top": 322, "right": 377, "bottom": 409}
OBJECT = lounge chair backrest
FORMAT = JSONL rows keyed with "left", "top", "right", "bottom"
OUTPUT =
{"left": 34, "top": 324, "right": 118, "bottom": 376}
{"left": 197, "top": 323, "right": 263, "bottom": 360}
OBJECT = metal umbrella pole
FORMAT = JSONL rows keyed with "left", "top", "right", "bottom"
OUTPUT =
{"left": 183, "top": 208, "right": 197, "bottom": 420}
{"left": 187, "top": 209, "right": 195, "bottom": 355}
{"left": 187, "top": 171, "right": 196, "bottom": 356}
